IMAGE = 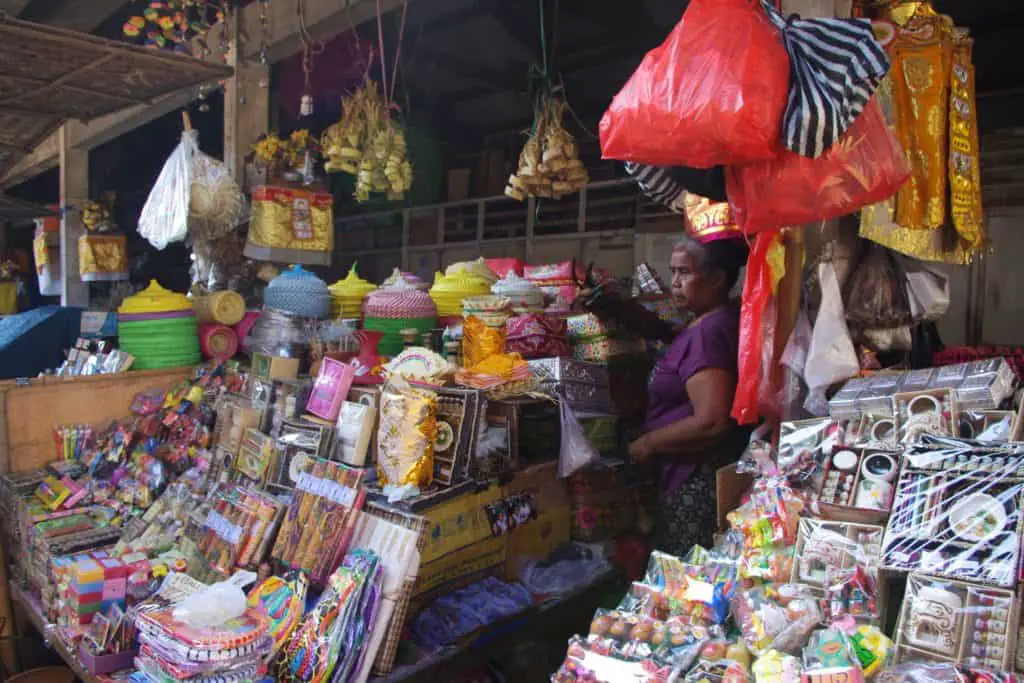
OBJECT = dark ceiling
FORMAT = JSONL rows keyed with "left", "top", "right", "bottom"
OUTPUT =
{"left": 4, "top": 0, "right": 1024, "bottom": 146}
{"left": 390, "top": 0, "right": 1024, "bottom": 141}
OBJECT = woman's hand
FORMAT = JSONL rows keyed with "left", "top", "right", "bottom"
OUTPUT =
{"left": 629, "top": 434, "right": 657, "bottom": 464}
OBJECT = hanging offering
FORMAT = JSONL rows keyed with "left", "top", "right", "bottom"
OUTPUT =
{"left": 122, "top": 1, "right": 227, "bottom": 53}
{"left": 322, "top": 81, "right": 413, "bottom": 201}
{"left": 505, "top": 92, "right": 589, "bottom": 201}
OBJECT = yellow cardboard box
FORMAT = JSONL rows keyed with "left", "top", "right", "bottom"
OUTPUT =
{"left": 414, "top": 534, "right": 507, "bottom": 599}
{"left": 420, "top": 484, "right": 503, "bottom": 564}
{"left": 503, "top": 461, "right": 567, "bottom": 514}
{"left": 505, "top": 504, "right": 571, "bottom": 581}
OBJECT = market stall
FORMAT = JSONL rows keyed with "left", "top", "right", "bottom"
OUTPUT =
{"left": 1, "top": 0, "right": 1020, "bottom": 680}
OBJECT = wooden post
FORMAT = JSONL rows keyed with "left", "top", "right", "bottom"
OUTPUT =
{"left": 772, "top": 227, "right": 806, "bottom": 422}
{"left": 58, "top": 125, "right": 88, "bottom": 308}
{"left": 223, "top": 7, "right": 270, "bottom": 183}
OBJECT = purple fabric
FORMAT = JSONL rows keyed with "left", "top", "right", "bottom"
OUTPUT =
{"left": 645, "top": 305, "right": 739, "bottom": 494}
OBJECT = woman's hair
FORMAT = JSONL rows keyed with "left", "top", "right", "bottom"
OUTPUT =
{"left": 672, "top": 235, "right": 749, "bottom": 292}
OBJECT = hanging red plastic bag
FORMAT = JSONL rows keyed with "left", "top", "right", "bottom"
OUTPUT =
{"left": 726, "top": 99, "right": 911, "bottom": 234}
{"left": 732, "top": 231, "right": 778, "bottom": 425}
{"left": 599, "top": 0, "right": 789, "bottom": 168}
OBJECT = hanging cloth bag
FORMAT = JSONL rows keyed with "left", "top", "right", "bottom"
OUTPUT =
{"left": 599, "top": 0, "right": 790, "bottom": 168}
{"left": 761, "top": 1, "right": 890, "bottom": 158}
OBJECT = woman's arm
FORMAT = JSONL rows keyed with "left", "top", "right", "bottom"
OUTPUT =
{"left": 630, "top": 368, "right": 735, "bottom": 462}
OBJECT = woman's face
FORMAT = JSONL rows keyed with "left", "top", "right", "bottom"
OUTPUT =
{"left": 670, "top": 248, "right": 721, "bottom": 314}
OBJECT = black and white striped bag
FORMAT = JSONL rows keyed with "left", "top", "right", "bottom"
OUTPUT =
{"left": 625, "top": 162, "right": 727, "bottom": 211}
{"left": 762, "top": 2, "right": 889, "bottom": 158}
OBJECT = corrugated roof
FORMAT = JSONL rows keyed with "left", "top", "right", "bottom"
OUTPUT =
{"left": 0, "top": 14, "right": 233, "bottom": 176}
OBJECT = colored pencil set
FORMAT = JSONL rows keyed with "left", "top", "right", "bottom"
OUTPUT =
{"left": 271, "top": 456, "right": 366, "bottom": 584}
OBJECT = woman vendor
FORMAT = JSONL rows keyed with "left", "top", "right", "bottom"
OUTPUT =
{"left": 627, "top": 234, "right": 749, "bottom": 556}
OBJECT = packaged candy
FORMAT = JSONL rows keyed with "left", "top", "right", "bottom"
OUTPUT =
{"left": 731, "top": 585, "right": 821, "bottom": 656}
{"left": 823, "top": 565, "right": 879, "bottom": 622}
{"left": 727, "top": 478, "right": 805, "bottom": 549}
{"left": 553, "top": 636, "right": 675, "bottom": 683}
{"left": 684, "top": 659, "right": 752, "bottom": 683}
{"left": 847, "top": 625, "right": 892, "bottom": 678}
{"left": 801, "top": 668, "right": 866, "bottom": 683}
{"left": 752, "top": 650, "right": 803, "bottom": 683}
{"left": 804, "top": 628, "right": 855, "bottom": 670}
{"left": 587, "top": 609, "right": 705, "bottom": 669}
{"left": 640, "top": 549, "right": 736, "bottom": 626}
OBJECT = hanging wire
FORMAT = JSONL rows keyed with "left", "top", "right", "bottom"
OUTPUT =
{"left": 297, "top": 0, "right": 326, "bottom": 113}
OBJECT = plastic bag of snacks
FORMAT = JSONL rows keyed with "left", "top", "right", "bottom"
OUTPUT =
{"left": 730, "top": 584, "right": 821, "bottom": 656}
{"left": 587, "top": 609, "right": 706, "bottom": 669}
{"left": 599, "top": 0, "right": 788, "bottom": 167}
{"left": 553, "top": 635, "right": 676, "bottom": 683}
{"left": 727, "top": 477, "right": 805, "bottom": 549}
{"left": 752, "top": 649, "right": 802, "bottom": 683}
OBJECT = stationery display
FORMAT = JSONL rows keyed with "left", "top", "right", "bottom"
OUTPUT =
{"left": 198, "top": 485, "right": 284, "bottom": 576}
{"left": 881, "top": 445, "right": 1024, "bottom": 587}
{"left": 815, "top": 447, "right": 898, "bottom": 522}
{"left": 271, "top": 457, "right": 366, "bottom": 584}
{"left": 278, "top": 549, "right": 383, "bottom": 683}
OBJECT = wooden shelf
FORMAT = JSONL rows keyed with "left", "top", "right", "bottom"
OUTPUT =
{"left": 9, "top": 582, "right": 99, "bottom": 683}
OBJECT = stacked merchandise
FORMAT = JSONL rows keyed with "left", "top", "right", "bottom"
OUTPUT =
{"left": 134, "top": 583, "right": 273, "bottom": 681}
{"left": 264, "top": 265, "right": 332, "bottom": 319}
{"left": 554, "top": 352, "right": 1024, "bottom": 683}
{"left": 566, "top": 313, "right": 647, "bottom": 364}
{"left": 329, "top": 264, "right": 378, "bottom": 320}
{"left": 117, "top": 280, "right": 201, "bottom": 370}
{"left": 525, "top": 261, "right": 584, "bottom": 310}
{"left": 362, "top": 271, "right": 438, "bottom": 356}
{"left": 529, "top": 358, "right": 613, "bottom": 415}
{"left": 429, "top": 260, "right": 497, "bottom": 325}
{"left": 491, "top": 271, "right": 545, "bottom": 312}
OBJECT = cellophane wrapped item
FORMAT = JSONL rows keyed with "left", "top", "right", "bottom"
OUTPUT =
{"left": 730, "top": 584, "right": 821, "bottom": 656}
{"left": 792, "top": 519, "right": 884, "bottom": 599}
{"left": 462, "top": 315, "right": 506, "bottom": 369}
{"left": 881, "top": 442, "right": 1024, "bottom": 588}
{"left": 892, "top": 573, "right": 1016, "bottom": 671}
{"left": 139, "top": 130, "right": 197, "bottom": 250}
{"left": 726, "top": 100, "right": 911, "bottom": 235}
{"left": 553, "top": 635, "right": 679, "bottom": 683}
{"left": 376, "top": 377, "right": 437, "bottom": 500}
{"left": 599, "top": 0, "right": 788, "bottom": 167}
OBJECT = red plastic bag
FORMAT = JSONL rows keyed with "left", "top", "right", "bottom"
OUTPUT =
{"left": 732, "top": 231, "right": 777, "bottom": 425}
{"left": 599, "top": 0, "right": 789, "bottom": 168}
{"left": 726, "top": 98, "right": 911, "bottom": 234}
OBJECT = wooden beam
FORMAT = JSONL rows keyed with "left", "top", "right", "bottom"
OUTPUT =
{"left": 58, "top": 125, "right": 88, "bottom": 307}
{"left": 0, "top": 0, "right": 30, "bottom": 16}
{"left": 224, "top": 4, "right": 269, "bottom": 182}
